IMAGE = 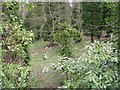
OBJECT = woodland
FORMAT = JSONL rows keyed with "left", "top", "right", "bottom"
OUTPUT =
{"left": 0, "top": 1, "right": 120, "bottom": 89}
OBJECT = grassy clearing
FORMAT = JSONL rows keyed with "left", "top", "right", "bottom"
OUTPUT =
{"left": 29, "top": 36, "right": 88, "bottom": 88}
{"left": 29, "top": 40, "right": 62, "bottom": 88}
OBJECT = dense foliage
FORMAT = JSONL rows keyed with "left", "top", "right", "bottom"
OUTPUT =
{"left": 82, "top": 2, "right": 118, "bottom": 42}
{"left": 82, "top": 2, "right": 102, "bottom": 39}
{"left": 54, "top": 22, "right": 82, "bottom": 57}
{"left": 1, "top": 2, "right": 34, "bottom": 88}
{"left": 25, "top": 2, "right": 82, "bottom": 41}
{"left": 53, "top": 2, "right": 119, "bottom": 89}
{"left": 1, "top": 1, "right": 119, "bottom": 89}
{"left": 53, "top": 40, "right": 118, "bottom": 89}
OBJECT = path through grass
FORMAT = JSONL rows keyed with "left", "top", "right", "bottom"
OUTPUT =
{"left": 29, "top": 36, "right": 88, "bottom": 88}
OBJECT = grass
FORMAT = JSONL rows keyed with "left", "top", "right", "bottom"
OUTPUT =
{"left": 29, "top": 40, "right": 62, "bottom": 88}
{"left": 29, "top": 36, "right": 88, "bottom": 88}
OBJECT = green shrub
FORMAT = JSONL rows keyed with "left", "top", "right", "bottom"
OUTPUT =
{"left": 53, "top": 40, "right": 118, "bottom": 89}
{"left": 2, "top": 63, "right": 30, "bottom": 88}
{"left": 54, "top": 22, "right": 82, "bottom": 57}
{"left": 2, "top": 2, "right": 34, "bottom": 88}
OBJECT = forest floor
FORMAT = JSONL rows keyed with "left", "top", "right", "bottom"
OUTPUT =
{"left": 29, "top": 36, "right": 89, "bottom": 88}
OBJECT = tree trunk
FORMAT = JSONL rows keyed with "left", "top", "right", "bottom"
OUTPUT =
{"left": 48, "top": 2, "right": 55, "bottom": 43}
{"left": 43, "top": 3, "right": 47, "bottom": 22}
{"left": 77, "top": 2, "right": 82, "bottom": 32}
{"left": 66, "top": 2, "right": 72, "bottom": 25}
{"left": 19, "top": 4, "right": 27, "bottom": 21}
{"left": 0, "top": 3, "right": 2, "bottom": 84}
{"left": 0, "top": 2, "right": 2, "bottom": 41}
{"left": 118, "top": 2, "right": 120, "bottom": 87}
{"left": 91, "top": 33, "right": 94, "bottom": 43}
{"left": 40, "top": 3, "right": 47, "bottom": 39}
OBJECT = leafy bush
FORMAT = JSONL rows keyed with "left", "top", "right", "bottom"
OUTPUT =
{"left": 2, "top": 63, "right": 30, "bottom": 88}
{"left": 53, "top": 40, "right": 118, "bottom": 89}
{"left": 54, "top": 22, "right": 82, "bottom": 57}
{"left": 2, "top": 2, "right": 34, "bottom": 88}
